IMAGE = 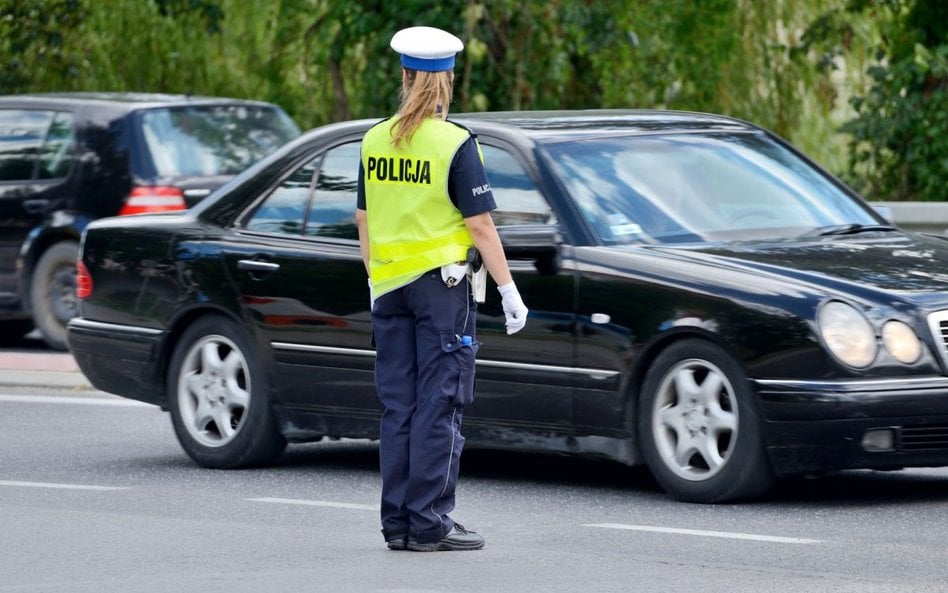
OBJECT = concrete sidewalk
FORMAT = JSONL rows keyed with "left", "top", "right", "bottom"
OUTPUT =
{"left": 0, "top": 352, "right": 92, "bottom": 390}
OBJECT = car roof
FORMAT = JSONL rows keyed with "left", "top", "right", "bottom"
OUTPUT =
{"left": 0, "top": 92, "right": 280, "bottom": 112}
{"left": 452, "top": 109, "right": 757, "bottom": 140}
{"left": 294, "top": 110, "right": 762, "bottom": 152}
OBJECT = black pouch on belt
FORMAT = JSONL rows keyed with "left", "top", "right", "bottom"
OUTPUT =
{"left": 466, "top": 247, "right": 482, "bottom": 272}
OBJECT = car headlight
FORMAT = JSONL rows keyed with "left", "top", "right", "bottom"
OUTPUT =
{"left": 882, "top": 320, "right": 921, "bottom": 364}
{"left": 818, "top": 301, "right": 877, "bottom": 368}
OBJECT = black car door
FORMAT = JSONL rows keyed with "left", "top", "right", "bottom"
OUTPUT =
{"left": 221, "top": 135, "right": 581, "bottom": 442}
{"left": 220, "top": 139, "right": 378, "bottom": 431}
{"left": 464, "top": 141, "right": 579, "bottom": 440}
{"left": 0, "top": 108, "right": 76, "bottom": 302}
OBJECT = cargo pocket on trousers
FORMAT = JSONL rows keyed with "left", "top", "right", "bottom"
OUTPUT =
{"left": 439, "top": 332, "right": 479, "bottom": 408}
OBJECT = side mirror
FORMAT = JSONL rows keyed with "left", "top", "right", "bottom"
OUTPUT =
{"left": 497, "top": 224, "right": 562, "bottom": 275}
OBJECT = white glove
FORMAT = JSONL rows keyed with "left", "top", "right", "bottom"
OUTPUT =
{"left": 368, "top": 279, "right": 375, "bottom": 311}
{"left": 497, "top": 282, "right": 528, "bottom": 335}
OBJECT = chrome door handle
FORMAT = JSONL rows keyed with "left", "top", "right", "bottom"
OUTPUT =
{"left": 237, "top": 259, "right": 280, "bottom": 273}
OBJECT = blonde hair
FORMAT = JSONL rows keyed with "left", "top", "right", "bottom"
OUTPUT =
{"left": 391, "top": 69, "right": 455, "bottom": 148}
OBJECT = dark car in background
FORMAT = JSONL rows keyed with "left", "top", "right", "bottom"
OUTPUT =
{"left": 0, "top": 93, "right": 300, "bottom": 349}
{"left": 67, "top": 110, "right": 948, "bottom": 503}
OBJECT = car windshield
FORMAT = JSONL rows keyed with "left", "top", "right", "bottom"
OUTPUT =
{"left": 543, "top": 132, "right": 881, "bottom": 245}
{"left": 141, "top": 105, "right": 300, "bottom": 177}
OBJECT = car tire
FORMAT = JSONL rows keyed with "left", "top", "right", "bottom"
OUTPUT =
{"left": 638, "top": 339, "right": 775, "bottom": 503}
{"left": 167, "top": 315, "right": 287, "bottom": 468}
{"left": 30, "top": 241, "right": 79, "bottom": 351}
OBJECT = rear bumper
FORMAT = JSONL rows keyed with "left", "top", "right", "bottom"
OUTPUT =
{"left": 66, "top": 318, "right": 167, "bottom": 407}
{"left": 755, "top": 377, "right": 948, "bottom": 475}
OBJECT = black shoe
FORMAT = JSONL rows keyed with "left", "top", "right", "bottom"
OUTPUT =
{"left": 382, "top": 528, "right": 408, "bottom": 551}
{"left": 407, "top": 524, "right": 485, "bottom": 552}
{"left": 387, "top": 537, "right": 408, "bottom": 551}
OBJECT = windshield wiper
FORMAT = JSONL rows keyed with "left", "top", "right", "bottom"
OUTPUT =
{"left": 802, "top": 223, "right": 899, "bottom": 237}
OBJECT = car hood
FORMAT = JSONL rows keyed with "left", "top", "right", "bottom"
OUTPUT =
{"left": 636, "top": 232, "right": 948, "bottom": 308}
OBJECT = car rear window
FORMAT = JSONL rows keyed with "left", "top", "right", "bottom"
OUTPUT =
{"left": 140, "top": 105, "right": 300, "bottom": 177}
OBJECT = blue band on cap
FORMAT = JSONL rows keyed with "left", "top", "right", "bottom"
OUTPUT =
{"left": 400, "top": 54, "right": 456, "bottom": 72}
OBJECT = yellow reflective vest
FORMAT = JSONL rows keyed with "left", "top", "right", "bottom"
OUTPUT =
{"left": 361, "top": 116, "right": 475, "bottom": 297}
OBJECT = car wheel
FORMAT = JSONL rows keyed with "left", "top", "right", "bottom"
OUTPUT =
{"left": 167, "top": 315, "right": 287, "bottom": 468}
{"left": 30, "top": 241, "right": 79, "bottom": 351}
{"left": 638, "top": 339, "right": 774, "bottom": 503}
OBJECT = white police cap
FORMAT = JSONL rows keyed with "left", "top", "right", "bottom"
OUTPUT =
{"left": 390, "top": 26, "right": 463, "bottom": 72}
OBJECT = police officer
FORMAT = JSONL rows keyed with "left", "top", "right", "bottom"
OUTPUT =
{"left": 355, "top": 25, "right": 528, "bottom": 552}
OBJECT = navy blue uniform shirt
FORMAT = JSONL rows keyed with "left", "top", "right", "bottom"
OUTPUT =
{"left": 357, "top": 136, "right": 497, "bottom": 217}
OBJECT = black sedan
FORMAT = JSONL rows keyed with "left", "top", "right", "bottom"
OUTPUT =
{"left": 67, "top": 110, "right": 948, "bottom": 503}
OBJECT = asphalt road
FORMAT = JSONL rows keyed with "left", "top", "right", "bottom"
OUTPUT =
{"left": 1, "top": 378, "right": 947, "bottom": 593}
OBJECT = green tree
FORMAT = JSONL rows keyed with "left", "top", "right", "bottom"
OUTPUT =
{"left": 803, "top": 0, "right": 948, "bottom": 201}
{"left": 0, "top": 0, "right": 86, "bottom": 91}
{"left": 7, "top": 0, "right": 941, "bottom": 202}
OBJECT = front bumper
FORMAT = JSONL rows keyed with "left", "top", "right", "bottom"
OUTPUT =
{"left": 755, "top": 377, "right": 948, "bottom": 475}
{"left": 66, "top": 318, "right": 168, "bottom": 407}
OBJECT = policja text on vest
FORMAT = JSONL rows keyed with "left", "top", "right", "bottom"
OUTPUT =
{"left": 365, "top": 156, "right": 432, "bottom": 184}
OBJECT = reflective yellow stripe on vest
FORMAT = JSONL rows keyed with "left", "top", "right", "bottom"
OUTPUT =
{"left": 362, "top": 117, "right": 474, "bottom": 296}
{"left": 373, "top": 228, "right": 472, "bottom": 261}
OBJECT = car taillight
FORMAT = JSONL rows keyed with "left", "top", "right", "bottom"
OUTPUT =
{"left": 118, "top": 186, "right": 187, "bottom": 216}
{"left": 76, "top": 260, "right": 92, "bottom": 299}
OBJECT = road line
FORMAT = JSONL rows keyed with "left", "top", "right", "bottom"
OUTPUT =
{"left": 0, "top": 394, "right": 152, "bottom": 407}
{"left": 0, "top": 480, "right": 128, "bottom": 491}
{"left": 583, "top": 523, "right": 821, "bottom": 544}
{"left": 248, "top": 497, "right": 379, "bottom": 511}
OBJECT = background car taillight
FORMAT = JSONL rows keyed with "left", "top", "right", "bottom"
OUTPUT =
{"left": 76, "top": 260, "right": 92, "bottom": 299}
{"left": 118, "top": 186, "right": 187, "bottom": 216}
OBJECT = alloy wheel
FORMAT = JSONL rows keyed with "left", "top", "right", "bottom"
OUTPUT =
{"left": 176, "top": 335, "right": 251, "bottom": 448}
{"left": 651, "top": 358, "right": 738, "bottom": 481}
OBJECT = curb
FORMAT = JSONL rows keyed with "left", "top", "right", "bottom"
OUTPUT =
{"left": 0, "top": 352, "right": 79, "bottom": 371}
{"left": 0, "top": 370, "right": 93, "bottom": 390}
{"left": 0, "top": 352, "right": 93, "bottom": 390}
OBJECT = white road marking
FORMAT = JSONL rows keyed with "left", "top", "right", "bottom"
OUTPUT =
{"left": 0, "top": 480, "right": 128, "bottom": 491}
{"left": 248, "top": 497, "right": 379, "bottom": 511}
{"left": 0, "top": 394, "right": 152, "bottom": 407}
{"left": 583, "top": 523, "right": 821, "bottom": 544}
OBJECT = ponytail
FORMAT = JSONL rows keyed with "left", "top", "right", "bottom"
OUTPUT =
{"left": 391, "top": 69, "right": 454, "bottom": 149}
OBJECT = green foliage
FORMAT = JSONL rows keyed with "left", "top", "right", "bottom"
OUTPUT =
{"left": 1, "top": 0, "right": 943, "bottom": 201}
{"left": 844, "top": 42, "right": 948, "bottom": 201}
{"left": 0, "top": 0, "right": 86, "bottom": 90}
{"left": 802, "top": 0, "right": 948, "bottom": 201}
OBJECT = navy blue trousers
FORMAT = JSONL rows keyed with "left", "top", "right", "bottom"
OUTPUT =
{"left": 372, "top": 270, "right": 478, "bottom": 544}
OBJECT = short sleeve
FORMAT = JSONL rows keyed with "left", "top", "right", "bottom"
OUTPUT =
{"left": 448, "top": 137, "right": 497, "bottom": 218}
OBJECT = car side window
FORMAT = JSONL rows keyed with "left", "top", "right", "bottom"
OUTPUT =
{"left": 37, "top": 111, "right": 76, "bottom": 179}
{"left": 244, "top": 157, "right": 317, "bottom": 235}
{"left": 481, "top": 144, "right": 553, "bottom": 226}
{"left": 0, "top": 109, "right": 55, "bottom": 182}
{"left": 305, "top": 141, "right": 359, "bottom": 241}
